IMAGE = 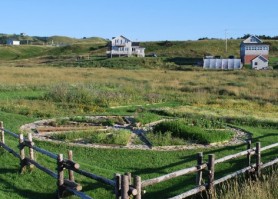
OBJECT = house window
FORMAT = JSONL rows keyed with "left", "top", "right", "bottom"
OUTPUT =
{"left": 255, "top": 62, "right": 258, "bottom": 66}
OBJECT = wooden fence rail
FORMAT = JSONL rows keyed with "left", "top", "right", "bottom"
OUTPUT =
{"left": 140, "top": 140, "right": 278, "bottom": 199}
{"left": 0, "top": 126, "right": 95, "bottom": 199}
{"left": 1, "top": 121, "right": 278, "bottom": 199}
{"left": 0, "top": 123, "right": 139, "bottom": 199}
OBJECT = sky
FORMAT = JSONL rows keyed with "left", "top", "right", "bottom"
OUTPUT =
{"left": 1, "top": 0, "right": 278, "bottom": 41}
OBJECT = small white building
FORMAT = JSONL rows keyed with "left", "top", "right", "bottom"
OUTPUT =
{"left": 203, "top": 57, "right": 242, "bottom": 70}
{"left": 7, "top": 39, "right": 20, "bottom": 46}
{"left": 251, "top": 55, "right": 269, "bottom": 70}
{"left": 106, "top": 35, "right": 145, "bottom": 57}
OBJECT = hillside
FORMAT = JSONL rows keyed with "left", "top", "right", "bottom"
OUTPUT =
{"left": 0, "top": 34, "right": 278, "bottom": 69}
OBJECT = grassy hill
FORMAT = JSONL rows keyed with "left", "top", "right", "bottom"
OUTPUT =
{"left": 0, "top": 34, "right": 278, "bottom": 69}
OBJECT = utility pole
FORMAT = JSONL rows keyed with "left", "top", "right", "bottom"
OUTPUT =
{"left": 225, "top": 29, "right": 228, "bottom": 53}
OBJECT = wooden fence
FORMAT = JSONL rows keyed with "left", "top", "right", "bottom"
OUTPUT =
{"left": 0, "top": 121, "right": 278, "bottom": 199}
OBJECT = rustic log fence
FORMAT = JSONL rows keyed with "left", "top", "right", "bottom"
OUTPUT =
{"left": 141, "top": 141, "right": 278, "bottom": 199}
{"left": 1, "top": 121, "right": 278, "bottom": 199}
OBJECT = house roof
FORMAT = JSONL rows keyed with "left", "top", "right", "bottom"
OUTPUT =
{"left": 251, "top": 55, "right": 268, "bottom": 62}
{"left": 132, "top": 42, "right": 140, "bottom": 46}
{"left": 243, "top": 43, "right": 269, "bottom": 46}
{"left": 112, "top": 35, "right": 131, "bottom": 42}
{"left": 242, "top": 35, "right": 263, "bottom": 44}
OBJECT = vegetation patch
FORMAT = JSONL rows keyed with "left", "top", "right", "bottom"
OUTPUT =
{"left": 49, "top": 129, "right": 131, "bottom": 146}
{"left": 145, "top": 131, "right": 186, "bottom": 146}
{"left": 153, "top": 120, "right": 233, "bottom": 144}
{"left": 134, "top": 108, "right": 163, "bottom": 125}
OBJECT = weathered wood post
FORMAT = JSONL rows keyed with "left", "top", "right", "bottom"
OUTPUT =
{"left": 134, "top": 176, "right": 141, "bottom": 199}
{"left": 114, "top": 173, "right": 121, "bottom": 199}
{"left": 0, "top": 121, "right": 4, "bottom": 144}
{"left": 19, "top": 133, "right": 26, "bottom": 173}
{"left": 121, "top": 174, "right": 129, "bottom": 199}
{"left": 196, "top": 152, "right": 203, "bottom": 186}
{"left": 207, "top": 154, "right": 215, "bottom": 199}
{"left": 255, "top": 142, "right": 261, "bottom": 177}
{"left": 247, "top": 140, "right": 252, "bottom": 167}
{"left": 68, "top": 150, "right": 75, "bottom": 182}
{"left": 28, "top": 133, "right": 35, "bottom": 170}
{"left": 125, "top": 172, "right": 132, "bottom": 185}
{"left": 57, "top": 154, "right": 65, "bottom": 199}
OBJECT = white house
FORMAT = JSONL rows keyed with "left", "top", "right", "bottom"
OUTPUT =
{"left": 7, "top": 39, "right": 20, "bottom": 46}
{"left": 240, "top": 35, "right": 269, "bottom": 68}
{"left": 251, "top": 55, "right": 269, "bottom": 70}
{"left": 106, "top": 35, "right": 145, "bottom": 57}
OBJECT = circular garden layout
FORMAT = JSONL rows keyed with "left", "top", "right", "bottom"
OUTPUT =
{"left": 20, "top": 115, "right": 250, "bottom": 150}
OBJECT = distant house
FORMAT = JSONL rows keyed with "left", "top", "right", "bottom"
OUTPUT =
{"left": 240, "top": 35, "right": 269, "bottom": 69}
{"left": 203, "top": 56, "right": 242, "bottom": 70}
{"left": 7, "top": 39, "right": 20, "bottom": 46}
{"left": 251, "top": 55, "right": 269, "bottom": 70}
{"left": 106, "top": 35, "right": 145, "bottom": 58}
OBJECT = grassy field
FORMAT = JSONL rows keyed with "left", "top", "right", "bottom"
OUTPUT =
{"left": 0, "top": 36, "right": 277, "bottom": 198}
{"left": 0, "top": 65, "right": 277, "bottom": 198}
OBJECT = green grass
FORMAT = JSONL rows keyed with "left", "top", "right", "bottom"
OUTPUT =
{"left": 153, "top": 120, "right": 234, "bottom": 144}
{"left": 145, "top": 131, "right": 186, "bottom": 146}
{"left": 0, "top": 66, "right": 277, "bottom": 198}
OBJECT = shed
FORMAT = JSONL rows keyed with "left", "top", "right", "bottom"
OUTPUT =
{"left": 7, "top": 39, "right": 20, "bottom": 45}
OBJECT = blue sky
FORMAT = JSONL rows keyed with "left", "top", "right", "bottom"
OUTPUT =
{"left": 1, "top": 0, "right": 278, "bottom": 41}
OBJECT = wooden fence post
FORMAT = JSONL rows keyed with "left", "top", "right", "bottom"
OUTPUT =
{"left": 125, "top": 172, "right": 132, "bottom": 185}
{"left": 196, "top": 152, "right": 203, "bottom": 186}
{"left": 207, "top": 154, "right": 215, "bottom": 199}
{"left": 255, "top": 142, "right": 261, "bottom": 177}
{"left": 134, "top": 176, "right": 141, "bottom": 199}
{"left": 0, "top": 121, "right": 4, "bottom": 145}
{"left": 247, "top": 140, "right": 252, "bottom": 167}
{"left": 57, "top": 154, "right": 65, "bottom": 199}
{"left": 115, "top": 173, "right": 121, "bottom": 199}
{"left": 19, "top": 134, "right": 26, "bottom": 173}
{"left": 28, "top": 133, "right": 35, "bottom": 170}
{"left": 68, "top": 150, "right": 75, "bottom": 182}
{"left": 121, "top": 174, "right": 129, "bottom": 199}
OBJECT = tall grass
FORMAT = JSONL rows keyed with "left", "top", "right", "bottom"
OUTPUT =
{"left": 153, "top": 120, "right": 233, "bottom": 144}
{"left": 216, "top": 169, "right": 278, "bottom": 199}
{"left": 0, "top": 66, "right": 277, "bottom": 121}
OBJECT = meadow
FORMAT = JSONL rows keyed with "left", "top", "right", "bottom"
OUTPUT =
{"left": 0, "top": 65, "right": 277, "bottom": 198}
